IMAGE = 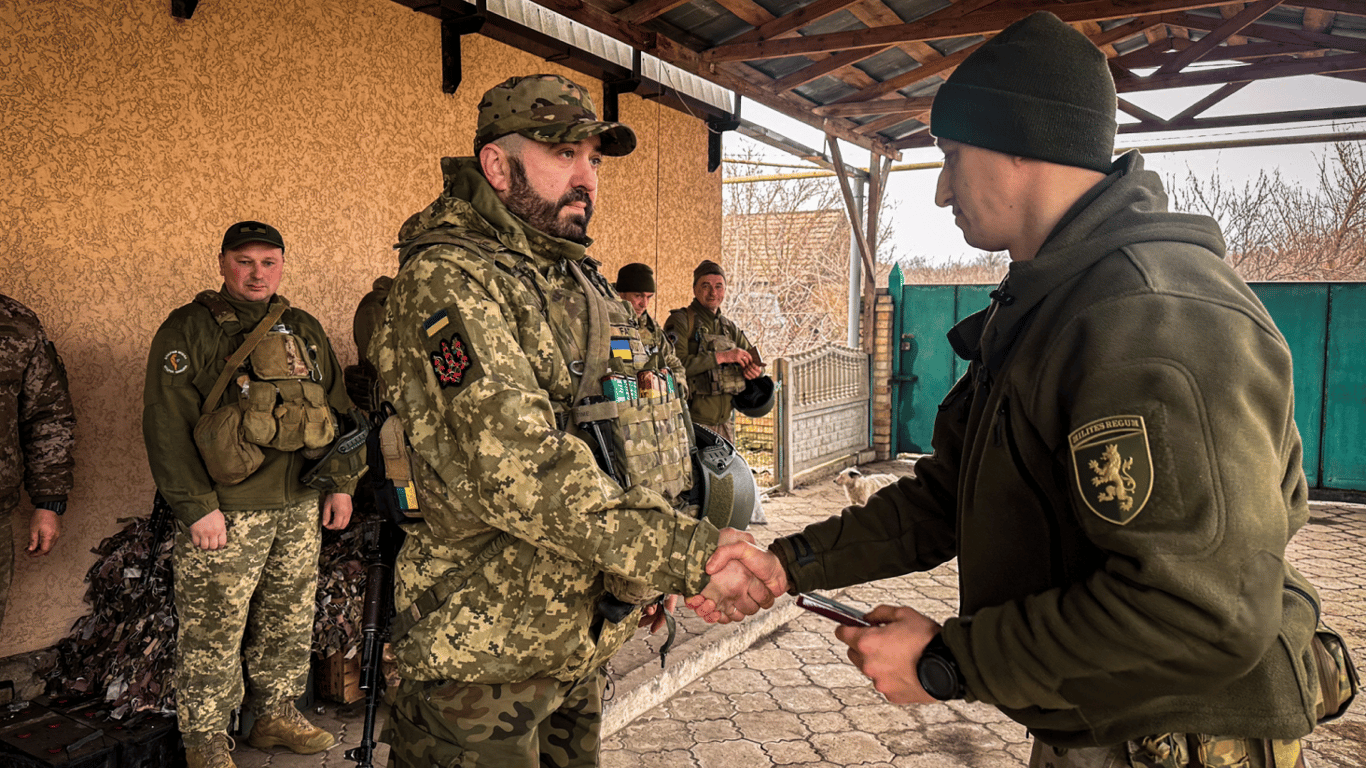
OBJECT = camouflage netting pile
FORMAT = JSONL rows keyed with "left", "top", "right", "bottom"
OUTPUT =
{"left": 46, "top": 514, "right": 179, "bottom": 719}
{"left": 43, "top": 506, "right": 376, "bottom": 717}
{"left": 313, "top": 524, "right": 369, "bottom": 660}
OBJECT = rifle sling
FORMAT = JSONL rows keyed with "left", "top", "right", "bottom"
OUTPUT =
{"left": 388, "top": 530, "right": 516, "bottom": 643}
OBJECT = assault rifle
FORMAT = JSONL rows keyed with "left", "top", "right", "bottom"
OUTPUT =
{"left": 346, "top": 403, "right": 409, "bottom": 768}
{"left": 344, "top": 517, "right": 401, "bottom": 768}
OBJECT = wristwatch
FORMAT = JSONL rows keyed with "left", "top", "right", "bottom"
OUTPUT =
{"left": 917, "top": 633, "right": 965, "bottom": 700}
{"left": 41, "top": 500, "right": 67, "bottom": 516}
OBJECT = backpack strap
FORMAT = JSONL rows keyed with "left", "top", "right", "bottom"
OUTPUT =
{"left": 199, "top": 299, "right": 289, "bottom": 415}
{"left": 388, "top": 530, "right": 516, "bottom": 643}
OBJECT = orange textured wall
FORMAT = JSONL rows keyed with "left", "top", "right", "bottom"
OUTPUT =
{"left": 0, "top": 0, "right": 720, "bottom": 658}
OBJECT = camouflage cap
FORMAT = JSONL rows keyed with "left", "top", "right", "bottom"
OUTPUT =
{"left": 475, "top": 74, "right": 637, "bottom": 157}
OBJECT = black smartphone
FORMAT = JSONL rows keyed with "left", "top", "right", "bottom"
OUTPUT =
{"left": 796, "top": 592, "right": 873, "bottom": 627}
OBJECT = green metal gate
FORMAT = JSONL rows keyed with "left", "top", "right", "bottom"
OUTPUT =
{"left": 889, "top": 270, "right": 1366, "bottom": 492}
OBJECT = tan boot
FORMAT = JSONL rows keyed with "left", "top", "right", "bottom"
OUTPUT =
{"left": 246, "top": 700, "right": 336, "bottom": 754}
{"left": 184, "top": 733, "right": 237, "bottom": 768}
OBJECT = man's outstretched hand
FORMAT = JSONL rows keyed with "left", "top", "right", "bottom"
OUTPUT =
{"left": 686, "top": 538, "right": 789, "bottom": 623}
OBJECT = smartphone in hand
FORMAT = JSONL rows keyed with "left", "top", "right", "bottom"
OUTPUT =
{"left": 797, "top": 592, "right": 873, "bottom": 627}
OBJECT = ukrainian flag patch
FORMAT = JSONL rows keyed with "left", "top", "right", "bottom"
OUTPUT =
{"left": 424, "top": 309, "right": 451, "bottom": 337}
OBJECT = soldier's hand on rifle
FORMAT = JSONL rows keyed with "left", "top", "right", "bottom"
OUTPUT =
{"left": 322, "top": 492, "right": 353, "bottom": 531}
{"left": 27, "top": 508, "right": 60, "bottom": 556}
{"left": 191, "top": 510, "right": 229, "bottom": 551}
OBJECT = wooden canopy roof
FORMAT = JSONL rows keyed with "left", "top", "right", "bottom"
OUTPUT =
{"left": 390, "top": 0, "right": 1366, "bottom": 160}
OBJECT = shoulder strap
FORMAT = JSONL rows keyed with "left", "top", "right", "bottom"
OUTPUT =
{"left": 199, "top": 300, "right": 289, "bottom": 415}
{"left": 566, "top": 259, "right": 619, "bottom": 424}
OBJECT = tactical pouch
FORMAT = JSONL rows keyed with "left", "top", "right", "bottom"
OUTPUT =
{"left": 248, "top": 331, "right": 314, "bottom": 380}
{"left": 611, "top": 391, "right": 691, "bottom": 501}
{"left": 193, "top": 404, "right": 264, "bottom": 485}
{"left": 1312, "top": 620, "right": 1359, "bottom": 722}
{"left": 241, "top": 379, "right": 278, "bottom": 446}
{"left": 701, "top": 334, "right": 746, "bottom": 395}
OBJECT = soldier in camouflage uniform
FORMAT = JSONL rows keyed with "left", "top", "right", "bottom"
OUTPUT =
{"left": 0, "top": 293, "right": 76, "bottom": 629}
{"left": 369, "top": 74, "right": 779, "bottom": 768}
{"left": 613, "top": 263, "right": 670, "bottom": 360}
{"left": 694, "top": 13, "right": 1323, "bottom": 768}
{"left": 142, "top": 221, "right": 362, "bottom": 768}
{"left": 664, "top": 260, "right": 764, "bottom": 444}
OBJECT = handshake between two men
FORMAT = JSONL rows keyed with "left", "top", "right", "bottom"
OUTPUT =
{"left": 681, "top": 532, "right": 948, "bottom": 706}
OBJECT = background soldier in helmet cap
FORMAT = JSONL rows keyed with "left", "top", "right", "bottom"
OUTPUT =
{"left": 694, "top": 12, "right": 1329, "bottom": 767}
{"left": 369, "top": 74, "right": 782, "bottom": 768}
{"left": 142, "top": 220, "right": 363, "bottom": 768}
{"left": 664, "top": 260, "right": 766, "bottom": 445}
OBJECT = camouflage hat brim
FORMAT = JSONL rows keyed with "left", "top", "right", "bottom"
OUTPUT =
{"left": 492, "top": 117, "right": 635, "bottom": 157}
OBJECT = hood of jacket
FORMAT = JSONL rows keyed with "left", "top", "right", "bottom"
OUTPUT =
{"left": 396, "top": 156, "right": 591, "bottom": 270}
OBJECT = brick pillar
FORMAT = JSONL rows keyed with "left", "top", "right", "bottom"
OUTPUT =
{"left": 872, "top": 289, "right": 894, "bottom": 460}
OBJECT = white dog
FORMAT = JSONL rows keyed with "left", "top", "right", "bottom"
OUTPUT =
{"left": 834, "top": 467, "right": 900, "bottom": 507}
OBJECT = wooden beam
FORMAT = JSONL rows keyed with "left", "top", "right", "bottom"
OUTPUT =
{"left": 1120, "top": 51, "right": 1366, "bottom": 91}
{"left": 1118, "top": 97, "right": 1169, "bottom": 127}
{"left": 703, "top": 0, "right": 1227, "bottom": 62}
{"left": 1300, "top": 8, "right": 1336, "bottom": 58}
{"left": 711, "top": 0, "right": 774, "bottom": 29}
{"left": 1294, "top": 0, "right": 1364, "bottom": 13}
{"left": 770, "top": 48, "right": 878, "bottom": 92}
{"left": 724, "top": 0, "right": 866, "bottom": 48}
{"left": 616, "top": 0, "right": 691, "bottom": 25}
{"left": 855, "top": 111, "right": 924, "bottom": 136}
{"left": 814, "top": 96, "right": 934, "bottom": 118}
{"left": 1170, "top": 80, "right": 1249, "bottom": 121}
{"left": 826, "top": 135, "right": 878, "bottom": 355}
{"left": 1122, "top": 104, "right": 1366, "bottom": 133}
{"left": 1168, "top": 12, "right": 1366, "bottom": 54}
{"left": 1116, "top": 40, "right": 1316, "bottom": 68}
{"left": 1154, "top": 0, "right": 1282, "bottom": 75}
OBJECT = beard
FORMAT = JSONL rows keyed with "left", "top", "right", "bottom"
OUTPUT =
{"left": 504, "top": 156, "right": 594, "bottom": 244}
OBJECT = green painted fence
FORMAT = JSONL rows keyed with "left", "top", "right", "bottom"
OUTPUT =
{"left": 888, "top": 271, "right": 1366, "bottom": 492}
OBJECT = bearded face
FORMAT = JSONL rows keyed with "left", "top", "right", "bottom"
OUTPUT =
{"left": 504, "top": 155, "right": 595, "bottom": 244}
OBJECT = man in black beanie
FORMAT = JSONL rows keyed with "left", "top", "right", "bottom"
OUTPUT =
{"left": 691, "top": 11, "right": 1327, "bottom": 766}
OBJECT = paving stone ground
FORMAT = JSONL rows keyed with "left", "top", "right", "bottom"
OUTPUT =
{"left": 231, "top": 459, "right": 1366, "bottom": 767}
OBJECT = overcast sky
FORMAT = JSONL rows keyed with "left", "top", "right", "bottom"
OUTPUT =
{"left": 729, "top": 72, "right": 1366, "bottom": 266}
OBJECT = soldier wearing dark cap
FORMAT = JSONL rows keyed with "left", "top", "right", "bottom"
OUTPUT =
{"left": 613, "top": 262, "right": 669, "bottom": 357}
{"left": 143, "top": 221, "right": 363, "bottom": 768}
{"left": 0, "top": 294, "right": 76, "bottom": 628}
{"left": 370, "top": 75, "right": 775, "bottom": 767}
{"left": 695, "top": 12, "right": 1327, "bottom": 766}
{"left": 664, "top": 260, "right": 764, "bottom": 444}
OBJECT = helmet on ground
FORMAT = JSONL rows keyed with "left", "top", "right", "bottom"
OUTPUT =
{"left": 692, "top": 425, "right": 758, "bottom": 530}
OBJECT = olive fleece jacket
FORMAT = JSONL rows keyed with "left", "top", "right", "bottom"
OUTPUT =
{"left": 772, "top": 151, "right": 1320, "bottom": 747}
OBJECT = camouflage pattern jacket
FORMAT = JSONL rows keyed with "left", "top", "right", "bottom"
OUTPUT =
{"left": 663, "top": 301, "right": 756, "bottom": 426}
{"left": 0, "top": 295, "right": 75, "bottom": 510}
{"left": 370, "top": 157, "right": 719, "bottom": 685}
{"left": 142, "top": 291, "right": 358, "bottom": 527}
{"left": 771, "top": 152, "right": 1320, "bottom": 746}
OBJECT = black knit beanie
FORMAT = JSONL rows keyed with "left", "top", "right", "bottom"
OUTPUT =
{"left": 930, "top": 12, "right": 1117, "bottom": 173}
{"left": 614, "top": 262, "right": 656, "bottom": 293}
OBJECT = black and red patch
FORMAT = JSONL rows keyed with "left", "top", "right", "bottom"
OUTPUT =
{"left": 430, "top": 334, "right": 472, "bottom": 388}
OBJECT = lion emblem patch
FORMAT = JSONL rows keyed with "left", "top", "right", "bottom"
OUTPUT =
{"left": 1069, "top": 415, "right": 1153, "bottom": 525}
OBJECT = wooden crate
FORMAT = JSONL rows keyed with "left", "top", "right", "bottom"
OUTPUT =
{"left": 315, "top": 651, "right": 363, "bottom": 705}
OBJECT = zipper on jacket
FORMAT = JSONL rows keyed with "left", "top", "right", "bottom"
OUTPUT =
{"left": 1285, "top": 582, "right": 1321, "bottom": 623}
{"left": 996, "top": 397, "right": 1069, "bottom": 586}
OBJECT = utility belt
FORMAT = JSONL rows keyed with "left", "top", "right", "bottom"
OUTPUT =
{"left": 190, "top": 294, "right": 336, "bottom": 486}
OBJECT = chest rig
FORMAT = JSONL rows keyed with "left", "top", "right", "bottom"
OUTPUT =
{"left": 191, "top": 291, "right": 336, "bottom": 485}
{"left": 674, "top": 307, "right": 747, "bottom": 396}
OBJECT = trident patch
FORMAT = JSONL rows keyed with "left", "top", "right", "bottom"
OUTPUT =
{"left": 1069, "top": 415, "right": 1153, "bottom": 525}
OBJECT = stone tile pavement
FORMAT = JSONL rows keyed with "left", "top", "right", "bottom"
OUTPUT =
{"left": 231, "top": 459, "right": 1366, "bottom": 767}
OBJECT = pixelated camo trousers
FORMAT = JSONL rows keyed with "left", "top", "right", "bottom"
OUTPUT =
{"left": 172, "top": 497, "right": 321, "bottom": 738}
{"left": 384, "top": 669, "right": 605, "bottom": 768}
{"left": 1030, "top": 733, "right": 1306, "bottom": 768}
